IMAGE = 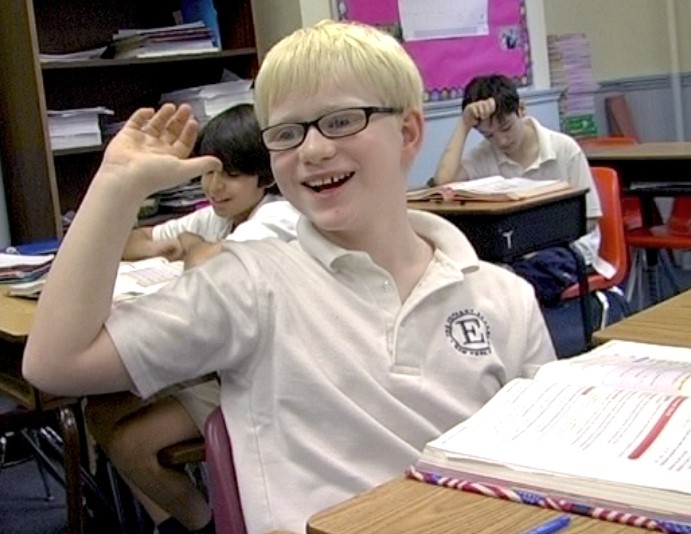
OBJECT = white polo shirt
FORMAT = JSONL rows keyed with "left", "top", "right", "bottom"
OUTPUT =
{"left": 462, "top": 117, "right": 611, "bottom": 275}
{"left": 106, "top": 210, "right": 556, "bottom": 534}
{"left": 152, "top": 194, "right": 299, "bottom": 244}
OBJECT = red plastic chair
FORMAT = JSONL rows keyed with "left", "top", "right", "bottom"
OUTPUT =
{"left": 204, "top": 407, "right": 247, "bottom": 534}
{"left": 561, "top": 167, "right": 628, "bottom": 307}
{"left": 625, "top": 196, "right": 691, "bottom": 306}
{"left": 578, "top": 136, "right": 655, "bottom": 230}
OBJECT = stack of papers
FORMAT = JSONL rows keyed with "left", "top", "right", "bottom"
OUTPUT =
{"left": 2, "top": 253, "right": 54, "bottom": 299}
{"left": 548, "top": 33, "right": 600, "bottom": 138}
{"left": 160, "top": 76, "right": 253, "bottom": 123}
{"left": 107, "top": 22, "right": 219, "bottom": 60}
{"left": 47, "top": 107, "right": 114, "bottom": 150}
{"left": 113, "top": 258, "right": 184, "bottom": 302}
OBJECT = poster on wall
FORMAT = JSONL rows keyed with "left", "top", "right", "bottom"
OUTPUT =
{"left": 335, "top": 0, "right": 532, "bottom": 102}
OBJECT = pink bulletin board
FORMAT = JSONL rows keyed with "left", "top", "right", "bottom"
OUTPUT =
{"left": 336, "top": 0, "right": 532, "bottom": 102}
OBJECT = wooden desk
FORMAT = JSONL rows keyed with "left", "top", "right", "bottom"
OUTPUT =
{"left": 408, "top": 188, "right": 587, "bottom": 263}
{"left": 307, "top": 478, "right": 642, "bottom": 534}
{"left": 584, "top": 142, "right": 691, "bottom": 218}
{"left": 0, "top": 290, "right": 84, "bottom": 534}
{"left": 592, "top": 289, "right": 691, "bottom": 347}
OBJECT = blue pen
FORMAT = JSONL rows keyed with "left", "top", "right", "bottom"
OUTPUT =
{"left": 520, "top": 514, "right": 571, "bottom": 534}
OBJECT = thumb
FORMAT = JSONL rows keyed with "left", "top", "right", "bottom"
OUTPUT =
{"left": 181, "top": 155, "right": 223, "bottom": 178}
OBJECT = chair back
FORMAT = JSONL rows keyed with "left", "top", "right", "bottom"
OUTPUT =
{"left": 578, "top": 135, "right": 638, "bottom": 147}
{"left": 668, "top": 196, "right": 691, "bottom": 234}
{"left": 590, "top": 167, "right": 629, "bottom": 287}
{"left": 204, "top": 407, "right": 247, "bottom": 534}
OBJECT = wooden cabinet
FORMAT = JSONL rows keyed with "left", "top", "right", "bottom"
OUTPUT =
{"left": 0, "top": 0, "right": 258, "bottom": 244}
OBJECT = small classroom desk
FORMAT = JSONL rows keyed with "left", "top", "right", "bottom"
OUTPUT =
{"left": 592, "top": 288, "right": 691, "bottom": 348}
{"left": 407, "top": 188, "right": 587, "bottom": 263}
{"left": 306, "top": 478, "right": 643, "bottom": 534}
{"left": 583, "top": 142, "right": 691, "bottom": 225}
{"left": 0, "top": 289, "right": 85, "bottom": 534}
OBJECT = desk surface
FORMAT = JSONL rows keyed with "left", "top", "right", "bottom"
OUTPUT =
{"left": 407, "top": 187, "right": 586, "bottom": 215}
{"left": 307, "top": 478, "right": 643, "bottom": 534}
{"left": 584, "top": 141, "right": 691, "bottom": 160}
{"left": 593, "top": 289, "right": 691, "bottom": 347}
{"left": 0, "top": 289, "right": 35, "bottom": 343}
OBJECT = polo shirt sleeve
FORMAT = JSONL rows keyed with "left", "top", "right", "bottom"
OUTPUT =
{"left": 567, "top": 148, "right": 602, "bottom": 219}
{"left": 105, "top": 250, "right": 263, "bottom": 399}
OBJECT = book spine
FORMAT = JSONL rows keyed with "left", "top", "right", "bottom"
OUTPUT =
{"left": 406, "top": 466, "right": 691, "bottom": 533}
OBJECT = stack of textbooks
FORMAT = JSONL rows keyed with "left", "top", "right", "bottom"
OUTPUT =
{"left": 548, "top": 33, "right": 600, "bottom": 139}
{"left": 1, "top": 252, "right": 55, "bottom": 299}
{"left": 160, "top": 76, "right": 253, "bottom": 124}
{"left": 47, "top": 107, "right": 114, "bottom": 151}
{"left": 412, "top": 340, "right": 691, "bottom": 532}
{"left": 105, "top": 21, "right": 219, "bottom": 60}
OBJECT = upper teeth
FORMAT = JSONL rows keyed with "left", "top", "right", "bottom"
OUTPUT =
{"left": 307, "top": 173, "right": 350, "bottom": 188}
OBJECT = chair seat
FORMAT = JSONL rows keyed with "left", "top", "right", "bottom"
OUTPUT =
{"left": 626, "top": 226, "right": 691, "bottom": 249}
{"left": 157, "top": 437, "right": 206, "bottom": 467}
{"left": 561, "top": 274, "right": 612, "bottom": 300}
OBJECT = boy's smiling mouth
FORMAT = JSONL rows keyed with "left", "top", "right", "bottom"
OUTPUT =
{"left": 305, "top": 172, "right": 354, "bottom": 192}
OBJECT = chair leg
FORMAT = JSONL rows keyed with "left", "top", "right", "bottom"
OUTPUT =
{"left": 659, "top": 250, "right": 683, "bottom": 295}
{"left": 23, "top": 429, "right": 55, "bottom": 501}
{"left": 624, "top": 249, "right": 639, "bottom": 304}
{"left": 58, "top": 406, "right": 85, "bottom": 534}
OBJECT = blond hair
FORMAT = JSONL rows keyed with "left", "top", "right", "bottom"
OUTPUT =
{"left": 254, "top": 20, "right": 423, "bottom": 127}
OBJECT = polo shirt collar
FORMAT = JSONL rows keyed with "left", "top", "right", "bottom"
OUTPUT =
{"left": 296, "top": 210, "right": 479, "bottom": 273}
{"left": 494, "top": 117, "right": 557, "bottom": 171}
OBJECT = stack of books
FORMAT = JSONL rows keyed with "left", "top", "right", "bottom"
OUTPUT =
{"left": 548, "top": 33, "right": 600, "bottom": 139}
{"left": 47, "top": 107, "right": 114, "bottom": 151}
{"left": 1, "top": 252, "right": 54, "bottom": 299}
{"left": 160, "top": 76, "right": 253, "bottom": 124}
{"left": 105, "top": 21, "right": 219, "bottom": 60}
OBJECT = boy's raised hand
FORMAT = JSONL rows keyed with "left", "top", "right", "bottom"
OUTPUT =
{"left": 462, "top": 97, "right": 496, "bottom": 129}
{"left": 99, "top": 103, "right": 222, "bottom": 197}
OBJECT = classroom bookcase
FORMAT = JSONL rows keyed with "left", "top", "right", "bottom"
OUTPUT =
{"left": 0, "top": 0, "right": 258, "bottom": 244}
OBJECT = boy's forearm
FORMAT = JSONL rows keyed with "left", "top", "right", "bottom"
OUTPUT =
{"left": 24, "top": 172, "right": 144, "bottom": 387}
{"left": 434, "top": 119, "right": 472, "bottom": 185}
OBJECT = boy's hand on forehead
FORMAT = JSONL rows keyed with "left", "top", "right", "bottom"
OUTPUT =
{"left": 99, "top": 103, "right": 223, "bottom": 197}
{"left": 462, "top": 97, "right": 496, "bottom": 128}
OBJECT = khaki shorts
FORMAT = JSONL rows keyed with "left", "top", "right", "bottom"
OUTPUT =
{"left": 172, "top": 378, "right": 220, "bottom": 431}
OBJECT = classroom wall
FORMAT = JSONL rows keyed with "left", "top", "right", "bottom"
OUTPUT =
{"left": 544, "top": 0, "right": 691, "bottom": 141}
{"left": 544, "top": 0, "right": 691, "bottom": 82}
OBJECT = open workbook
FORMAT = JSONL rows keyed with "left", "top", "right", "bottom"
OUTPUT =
{"left": 406, "top": 176, "right": 571, "bottom": 202}
{"left": 414, "top": 340, "right": 691, "bottom": 527}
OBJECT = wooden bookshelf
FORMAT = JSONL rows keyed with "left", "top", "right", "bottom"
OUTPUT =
{"left": 0, "top": 0, "right": 258, "bottom": 244}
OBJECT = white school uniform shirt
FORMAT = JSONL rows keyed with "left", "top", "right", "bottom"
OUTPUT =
{"left": 151, "top": 194, "right": 299, "bottom": 244}
{"left": 462, "top": 117, "right": 614, "bottom": 277}
{"left": 106, "top": 210, "right": 556, "bottom": 534}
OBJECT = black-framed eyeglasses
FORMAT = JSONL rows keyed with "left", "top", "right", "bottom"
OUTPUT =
{"left": 261, "top": 106, "right": 402, "bottom": 152}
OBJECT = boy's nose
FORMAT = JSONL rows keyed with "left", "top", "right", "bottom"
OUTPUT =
{"left": 300, "top": 125, "right": 336, "bottom": 163}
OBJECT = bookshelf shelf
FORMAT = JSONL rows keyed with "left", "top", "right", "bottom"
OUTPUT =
{"left": 41, "top": 48, "right": 257, "bottom": 70}
{"left": 0, "top": 0, "right": 259, "bottom": 244}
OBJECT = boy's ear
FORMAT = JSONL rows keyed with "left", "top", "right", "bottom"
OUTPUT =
{"left": 401, "top": 109, "right": 424, "bottom": 160}
{"left": 518, "top": 100, "right": 526, "bottom": 118}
